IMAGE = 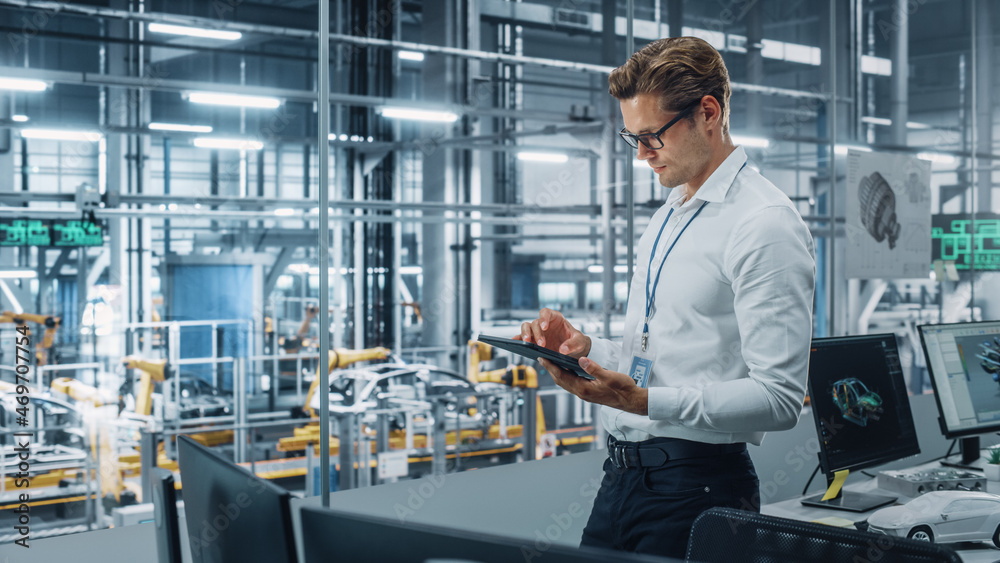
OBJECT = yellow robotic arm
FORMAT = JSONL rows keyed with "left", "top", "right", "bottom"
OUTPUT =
{"left": 3, "top": 311, "right": 61, "bottom": 365}
{"left": 122, "top": 357, "right": 169, "bottom": 416}
{"left": 303, "top": 347, "right": 391, "bottom": 417}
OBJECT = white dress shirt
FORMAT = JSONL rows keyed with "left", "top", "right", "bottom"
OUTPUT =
{"left": 588, "top": 146, "right": 816, "bottom": 446}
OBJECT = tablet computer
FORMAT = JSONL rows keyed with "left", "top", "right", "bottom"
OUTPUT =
{"left": 477, "top": 334, "right": 595, "bottom": 380}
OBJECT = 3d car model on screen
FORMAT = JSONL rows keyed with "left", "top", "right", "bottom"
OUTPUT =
{"left": 830, "top": 377, "right": 883, "bottom": 427}
{"left": 868, "top": 491, "right": 1000, "bottom": 547}
{"left": 978, "top": 337, "right": 1000, "bottom": 379}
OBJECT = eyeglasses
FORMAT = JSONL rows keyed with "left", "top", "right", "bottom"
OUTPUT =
{"left": 618, "top": 103, "right": 698, "bottom": 150}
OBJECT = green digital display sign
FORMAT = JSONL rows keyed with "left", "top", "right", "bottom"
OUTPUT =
{"left": 52, "top": 220, "right": 103, "bottom": 247}
{"left": 931, "top": 214, "right": 1000, "bottom": 271}
{"left": 0, "top": 220, "right": 51, "bottom": 246}
{"left": 0, "top": 219, "right": 103, "bottom": 247}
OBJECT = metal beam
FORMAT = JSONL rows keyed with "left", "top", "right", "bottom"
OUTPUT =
{"left": 0, "top": 0, "right": 833, "bottom": 101}
{"left": 263, "top": 247, "right": 297, "bottom": 298}
{"left": 43, "top": 248, "right": 73, "bottom": 281}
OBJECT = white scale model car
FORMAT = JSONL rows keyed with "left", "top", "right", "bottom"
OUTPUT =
{"left": 868, "top": 490, "right": 1000, "bottom": 547}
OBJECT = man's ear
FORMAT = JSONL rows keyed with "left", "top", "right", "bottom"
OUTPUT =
{"left": 699, "top": 95, "right": 722, "bottom": 131}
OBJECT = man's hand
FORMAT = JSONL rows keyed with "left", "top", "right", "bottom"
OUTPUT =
{"left": 515, "top": 308, "right": 591, "bottom": 358}
{"left": 539, "top": 356, "right": 648, "bottom": 416}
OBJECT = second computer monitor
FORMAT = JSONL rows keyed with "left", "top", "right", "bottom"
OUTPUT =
{"left": 919, "top": 320, "right": 1000, "bottom": 464}
{"left": 176, "top": 436, "right": 297, "bottom": 563}
{"left": 802, "top": 334, "right": 920, "bottom": 512}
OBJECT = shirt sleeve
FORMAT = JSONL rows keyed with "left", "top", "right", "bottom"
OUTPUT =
{"left": 586, "top": 336, "right": 622, "bottom": 373}
{"left": 646, "top": 205, "right": 816, "bottom": 432}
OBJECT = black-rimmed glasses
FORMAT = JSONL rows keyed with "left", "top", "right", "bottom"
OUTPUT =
{"left": 618, "top": 103, "right": 697, "bottom": 150}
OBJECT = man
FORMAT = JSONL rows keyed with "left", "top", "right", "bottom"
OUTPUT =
{"left": 517, "top": 37, "right": 816, "bottom": 559}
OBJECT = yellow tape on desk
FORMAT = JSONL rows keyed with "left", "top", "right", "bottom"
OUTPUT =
{"left": 821, "top": 469, "right": 849, "bottom": 501}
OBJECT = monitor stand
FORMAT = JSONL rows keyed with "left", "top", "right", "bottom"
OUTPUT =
{"left": 800, "top": 473, "right": 897, "bottom": 513}
{"left": 940, "top": 436, "right": 984, "bottom": 471}
{"left": 800, "top": 490, "right": 897, "bottom": 513}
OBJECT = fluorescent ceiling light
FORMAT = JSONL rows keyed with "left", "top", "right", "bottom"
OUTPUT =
{"left": 185, "top": 91, "right": 281, "bottom": 109}
{"left": 398, "top": 50, "right": 425, "bottom": 61}
{"left": 11, "top": 115, "right": 29, "bottom": 122}
{"left": 21, "top": 128, "right": 103, "bottom": 142}
{"left": 518, "top": 152, "right": 569, "bottom": 163}
{"left": 377, "top": 107, "right": 458, "bottom": 123}
{"left": 834, "top": 145, "right": 872, "bottom": 156}
{"left": 288, "top": 263, "right": 311, "bottom": 273}
{"left": 148, "top": 23, "right": 242, "bottom": 41}
{"left": 149, "top": 122, "right": 213, "bottom": 133}
{"left": 862, "top": 116, "right": 936, "bottom": 130}
{"left": 0, "top": 78, "right": 47, "bottom": 92}
{"left": 399, "top": 266, "right": 422, "bottom": 275}
{"left": 861, "top": 116, "right": 892, "bottom": 127}
{"left": 731, "top": 135, "right": 771, "bottom": 149}
{"left": 587, "top": 265, "right": 628, "bottom": 274}
{"left": 273, "top": 208, "right": 297, "bottom": 216}
{"left": 0, "top": 270, "right": 37, "bottom": 279}
{"left": 917, "top": 152, "right": 957, "bottom": 165}
{"left": 192, "top": 137, "right": 263, "bottom": 150}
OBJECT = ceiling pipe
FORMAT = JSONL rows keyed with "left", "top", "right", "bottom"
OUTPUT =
{"left": 0, "top": 0, "right": 832, "bottom": 100}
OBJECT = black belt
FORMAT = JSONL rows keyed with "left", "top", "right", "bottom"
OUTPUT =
{"left": 606, "top": 435, "right": 746, "bottom": 469}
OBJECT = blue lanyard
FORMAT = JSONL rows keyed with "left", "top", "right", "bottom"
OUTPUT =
{"left": 641, "top": 200, "right": 708, "bottom": 352}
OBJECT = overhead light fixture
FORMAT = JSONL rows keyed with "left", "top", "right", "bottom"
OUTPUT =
{"left": 11, "top": 115, "right": 29, "bottom": 122}
{"left": 917, "top": 152, "right": 957, "bottom": 165}
{"left": 0, "top": 78, "right": 47, "bottom": 92}
{"left": 288, "top": 264, "right": 311, "bottom": 273}
{"left": 377, "top": 106, "right": 458, "bottom": 123}
{"left": 273, "top": 208, "right": 297, "bottom": 216}
{"left": 21, "top": 128, "right": 103, "bottom": 142}
{"left": 862, "top": 116, "right": 936, "bottom": 130}
{"left": 399, "top": 266, "right": 422, "bottom": 275}
{"left": 398, "top": 50, "right": 425, "bottom": 62}
{"left": 834, "top": 145, "right": 872, "bottom": 156}
{"left": 184, "top": 91, "right": 281, "bottom": 109}
{"left": 518, "top": 151, "right": 569, "bottom": 163}
{"left": 587, "top": 265, "right": 628, "bottom": 274}
{"left": 861, "top": 116, "right": 892, "bottom": 127}
{"left": 149, "top": 122, "right": 213, "bottom": 133}
{"left": 731, "top": 135, "right": 771, "bottom": 149}
{"left": 148, "top": 23, "right": 242, "bottom": 41}
{"left": 192, "top": 137, "right": 263, "bottom": 150}
{"left": 0, "top": 270, "right": 38, "bottom": 279}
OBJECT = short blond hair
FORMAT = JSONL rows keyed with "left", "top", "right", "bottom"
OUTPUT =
{"left": 608, "top": 37, "right": 731, "bottom": 135}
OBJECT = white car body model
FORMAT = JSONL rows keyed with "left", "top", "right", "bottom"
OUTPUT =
{"left": 868, "top": 491, "right": 1000, "bottom": 547}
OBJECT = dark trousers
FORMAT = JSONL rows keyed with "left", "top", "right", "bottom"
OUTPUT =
{"left": 580, "top": 439, "right": 759, "bottom": 559}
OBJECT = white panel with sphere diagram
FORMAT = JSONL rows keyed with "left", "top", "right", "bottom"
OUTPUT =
{"left": 845, "top": 150, "right": 932, "bottom": 279}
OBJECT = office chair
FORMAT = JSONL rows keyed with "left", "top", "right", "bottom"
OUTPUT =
{"left": 685, "top": 507, "right": 961, "bottom": 563}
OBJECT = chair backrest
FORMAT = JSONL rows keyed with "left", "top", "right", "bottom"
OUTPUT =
{"left": 685, "top": 507, "right": 961, "bottom": 563}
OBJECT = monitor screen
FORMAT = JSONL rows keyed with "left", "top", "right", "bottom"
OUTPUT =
{"left": 808, "top": 334, "right": 920, "bottom": 475}
{"left": 176, "top": 436, "right": 297, "bottom": 563}
{"left": 919, "top": 320, "right": 1000, "bottom": 437}
{"left": 300, "top": 506, "right": 676, "bottom": 563}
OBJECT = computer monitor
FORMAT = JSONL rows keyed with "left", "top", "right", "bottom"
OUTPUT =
{"left": 299, "top": 506, "right": 677, "bottom": 563}
{"left": 176, "top": 436, "right": 297, "bottom": 563}
{"left": 150, "top": 467, "right": 182, "bottom": 563}
{"left": 801, "top": 334, "right": 921, "bottom": 512}
{"left": 919, "top": 320, "right": 1000, "bottom": 467}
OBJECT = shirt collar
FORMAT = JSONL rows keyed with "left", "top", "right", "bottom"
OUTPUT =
{"left": 666, "top": 145, "right": 748, "bottom": 208}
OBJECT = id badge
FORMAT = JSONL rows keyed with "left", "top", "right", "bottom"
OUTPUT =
{"left": 627, "top": 353, "right": 654, "bottom": 388}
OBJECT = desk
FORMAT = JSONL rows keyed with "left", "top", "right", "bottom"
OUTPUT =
{"left": 764, "top": 457, "right": 1000, "bottom": 563}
